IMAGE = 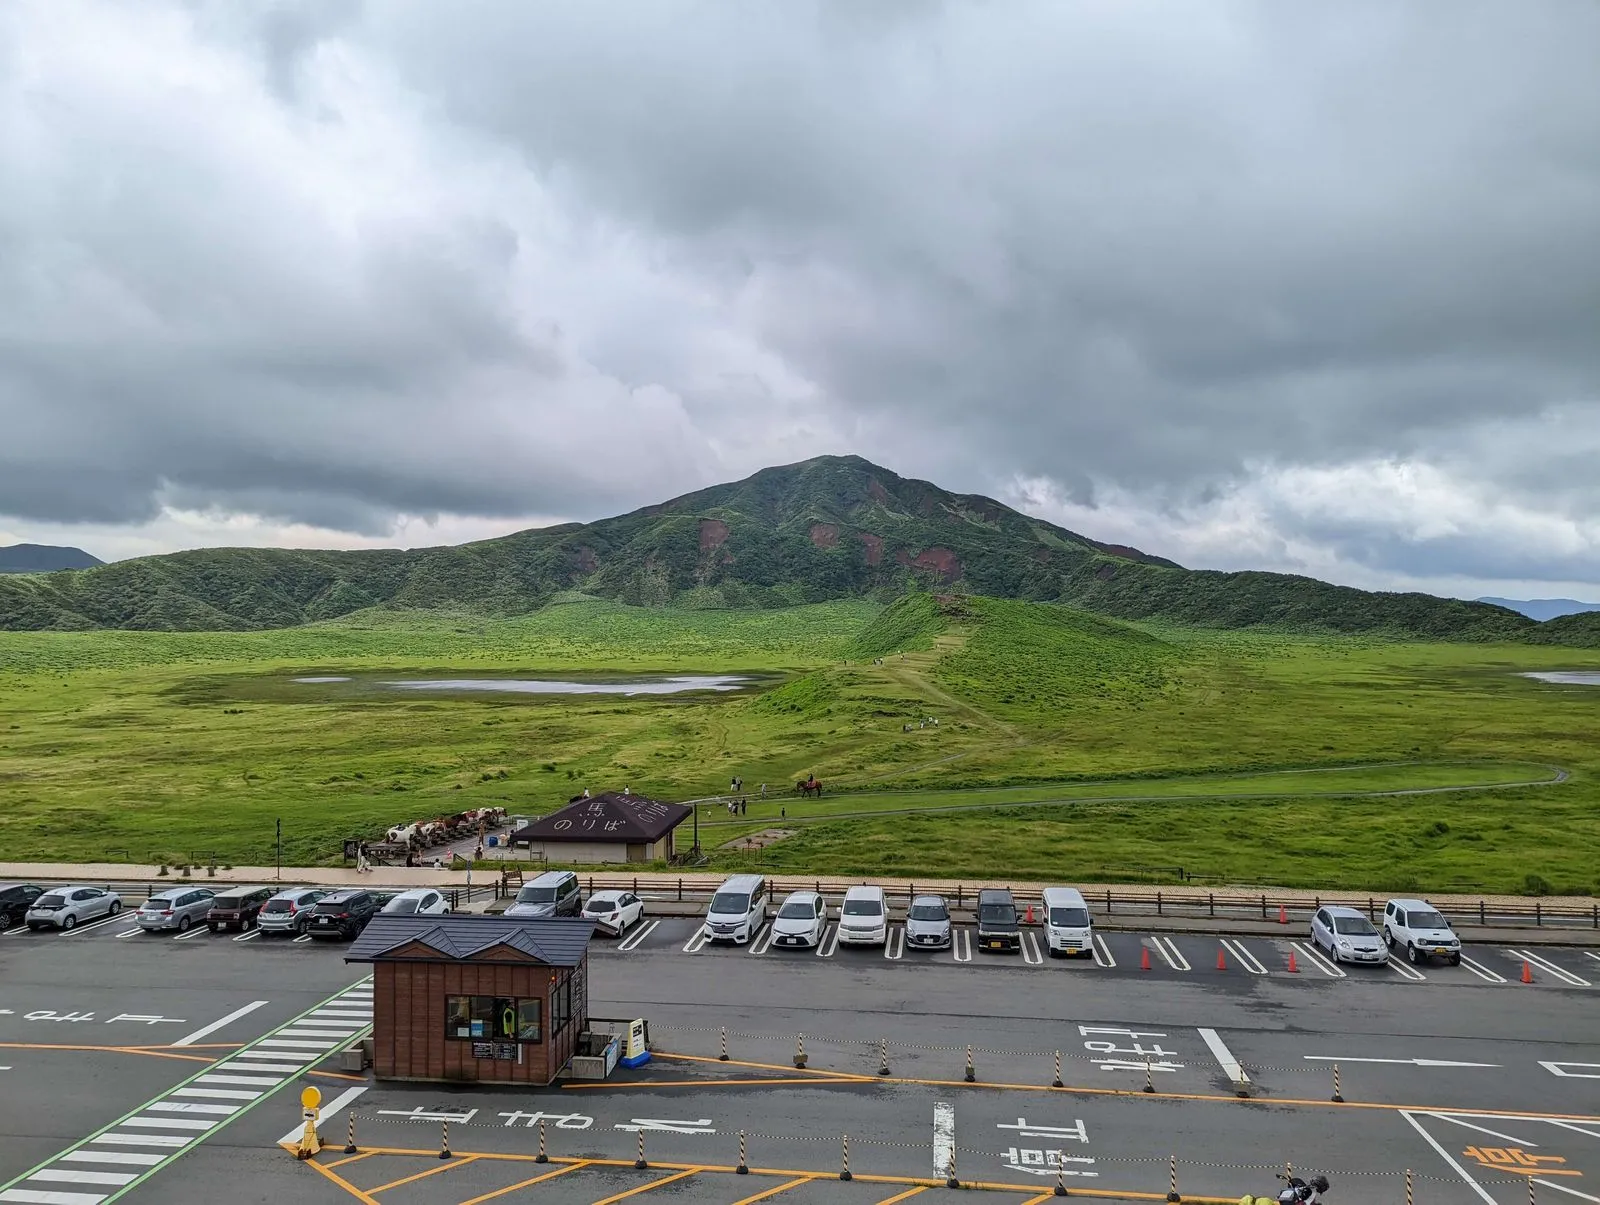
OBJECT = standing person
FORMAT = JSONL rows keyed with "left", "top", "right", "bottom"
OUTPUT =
{"left": 760, "top": 783, "right": 767, "bottom": 799}
{"left": 780, "top": 805, "right": 786, "bottom": 820}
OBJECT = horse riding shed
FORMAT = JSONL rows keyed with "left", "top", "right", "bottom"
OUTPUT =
{"left": 346, "top": 914, "right": 594, "bottom": 1086}
{"left": 508, "top": 792, "right": 692, "bottom": 864}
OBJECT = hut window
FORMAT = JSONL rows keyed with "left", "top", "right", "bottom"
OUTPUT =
{"left": 517, "top": 998, "right": 542, "bottom": 1042}
{"left": 446, "top": 995, "right": 537, "bottom": 1042}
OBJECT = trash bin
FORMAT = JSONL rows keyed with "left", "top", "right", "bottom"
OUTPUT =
{"left": 487, "top": 836, "right": 499, "bottom": 848}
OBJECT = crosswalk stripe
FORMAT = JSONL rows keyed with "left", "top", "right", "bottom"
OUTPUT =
{"left": 146, "top": 1103, "right": 236, "bottom": 1116}
{"left": 87, "top": 1137, "right": 186, "bottom": 1149}
{"left": 119, "top": 1118, "right": 216, "bottom": 1132}
{"left": 64, "top": 1153, "right": 164, "bottom": 1166}
{"left": 0, "top": 1189, "right": 109, "bottom": 1204}
{"left": 172, "top": 1089, "right": 259, "bottom": 1101}
{"left": 196, "top": 1074, "right": 282, "bottom": 1086}
{"left": 214, "top": 1062, "right": 303, "bottom": 1074}
{"left": 27, "top": 1173, "right": 134, "bottom": 1188}
{"left": 256, "top": 1039, "right": 335, "bottom": 1049}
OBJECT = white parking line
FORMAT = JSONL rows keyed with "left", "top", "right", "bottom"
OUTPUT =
{"left": 1458, "top": 955, "right": 1508, "bottom": 984}
{"left": 952, "top": 928, "right": 971, "bottom": 963}
{"left": 171, "top": 1001, "right": 268, "bottom": 1048}
{"left": 114, "top": 928, "right": 141, "bottom": 940}
{"left": 815, "top": 924, "right": 839, "bottom": 958}
{"left": 1092, "top": 934, "right": 1115, "bottom": 968}
{"left": 291, "top": 933, "right": 312, "bottom": 943}
{"left": 1021, "top": 931, "right": 1042, "bottom": 965}
{"left": 1291, "top": 941, "right": 1345, "bottom": 979}
{"left": 1197, "top": 1028, "right": 1251, "bottom": 1087}
{"left": 171, "top": 926, "right": 211, "bottom": 942}
{"left": 1509, "top": 949, "right": 1592, "bottom": 987}
{"left": 230, "top": 930, "right": 258, "bottom": 943}
{"left": 59, "top": 913, "right": 127, "bottom": 937}
{"left": 1387, "top": 956, "right": 1428, "bottom": 982}
{"left": 681, "top": 926, "right": 708, "bottom": 954}
{"left": 1219, "top": 938, "right": 1268, "bottom": 975}
{"left": 1149, "top": 936, "right": 1190, "bottom": 971}
{"left": 884, "top": 926, "right": 905, "bottom": 961}
{"left": 932, "top": 1102, "right": 956, "bottom": 1182}
{"left": 743, "top": 923, "right": 769, "bottom": 954}
{"left": 617, "top": 919, "right": 659, "bottom": 952}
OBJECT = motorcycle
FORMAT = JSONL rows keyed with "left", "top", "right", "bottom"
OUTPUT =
{"left": 1238, "top": 1173, "right": 1329, "bottom": 1204}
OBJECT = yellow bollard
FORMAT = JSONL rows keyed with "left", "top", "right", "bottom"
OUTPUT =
{"left": 294, "top": 1086, "right": 323, "bottom": 1160}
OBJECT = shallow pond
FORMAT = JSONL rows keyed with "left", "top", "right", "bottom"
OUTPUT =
{"left": 1522, "top": 671, "right": 1600, "bottom": 686}
{"left": 291, "top": 673, "right": 750, "bottom": 696}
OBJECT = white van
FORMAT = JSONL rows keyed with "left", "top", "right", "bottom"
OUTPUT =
{"left": 704, "top": 874, "right": 768, "bottom": 944}
{"left": 837, "top": 885, "right": 889, "bottom": 947}
{"left": 1041, "top": 886, "right": 1093, "bottom": 958}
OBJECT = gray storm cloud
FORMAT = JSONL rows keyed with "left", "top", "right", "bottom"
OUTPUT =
{"left": 2, "top": 0, "right": 1599, "bottom": 588}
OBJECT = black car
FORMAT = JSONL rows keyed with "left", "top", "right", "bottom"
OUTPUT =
{"left": 0, "top": 883, "right": 45, "bottom": 932}
{"left": 976, "top": 888, "right": 1021, "bottom": 953}
{"left": 308, "top": 889, "right": 380, "bottom": 940}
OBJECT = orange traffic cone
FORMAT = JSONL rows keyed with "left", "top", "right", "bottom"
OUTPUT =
{"left": 1217, "top": 947, "right": 1228, "bottom": 971}
{"left": 1287, "top": 950, "right": 1299, "bottom": 974}
{"left": 1522, "top": 960, "right": 1533, "bottom": 984}
{"left": 1278, "top": 905, "right": 1288, "bottom": 924}
{"left": 1140, "top": 947, "right": 1151, "bottom": 971}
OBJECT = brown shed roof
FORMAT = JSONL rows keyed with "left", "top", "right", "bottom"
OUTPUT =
{"left": 510, "top": 792, "right": 692, "bottom": 844}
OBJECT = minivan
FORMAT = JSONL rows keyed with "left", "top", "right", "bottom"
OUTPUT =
{"left": 976, "top": 888, "right": 1021, "bottom": 953}
{"left": 837, "top": 885, "right": 889, "bottom": 947}
{"left": 504, "top": 870, "right": 582, "bottom": 919}
{"left": 1041, "top": 886, "right": 1093, "bottom": 958}
{"left": 206, "top": 886, "right": 275, "bottom": 932}
{"left": 704, "top": 874, "right": 767, "bottom": 944}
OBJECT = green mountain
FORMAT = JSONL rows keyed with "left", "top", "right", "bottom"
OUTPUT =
{"left": 0, "top": 455, "right": 1542, "bottom": 641}
{"left": 0, "top": 543, "right": 103, "bottom": 574}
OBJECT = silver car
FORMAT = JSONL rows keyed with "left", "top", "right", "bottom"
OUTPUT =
{"left": 1311, "top": 906, "right": 1385, "bottom": 964}
{"left": 256, "top": 888, "right": 327, "bottom": 936}
{"left": 905, "top": 895, "right": 952, "bottom": 950}
{"left": 136, "top": 887, "right": 216, "bottom": 933}
{"left": 26, "top": 884, "right": 122, "bottom": 931}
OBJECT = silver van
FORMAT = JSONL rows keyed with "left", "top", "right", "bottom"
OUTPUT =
{"left": 1041, "top": 886, "right": 1093, "bottom": 958}
{"left": 505, "top": 870, "right": 582, "bottom": 918}
{"left": 705, "top": 874, "right": 768, "bottom": 944}
{"left": 136, "top": 888, "right": 216, "bottom": 933}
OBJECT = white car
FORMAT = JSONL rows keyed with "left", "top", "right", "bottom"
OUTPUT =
{"left": 770, "top": 891, "right": 827, "bottom": 949}
{"left": 1383, "top": 898, "right": 1462, "bottom": 966}
{"left": 837, "top": 885, "right": 888, "bottom": 947}
{"left": 380, "top": 888, "right": 450, "bottom": 917}
{"left": 26, "top": 884, "right": 122, "bottom": 931}
{"left": 582, "top": 890, "right": 644, "bottom": 936}
{"left": 1310, "top": 906, "right": 1385, "bottom": 964}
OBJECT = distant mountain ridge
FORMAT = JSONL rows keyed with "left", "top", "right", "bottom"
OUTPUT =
{"left": 0, "top": 455, "right": 1560, "bottom": 642}
{"left": 0, "top": 544, "right": 103, "bottom": 574}
{"left": 1478, "top": 597, "right": 1600, "bottom": 622}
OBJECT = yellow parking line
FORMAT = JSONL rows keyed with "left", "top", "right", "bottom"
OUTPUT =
{"left": 588, "top": 1167, "right": 701, "bottom": 1204}
{"left": 872, "top": 1189, "right": 927, "bottom": 1205}
{"left": 325, "top": 1151, "right": 376, "bottom": 1170}
{"left": 456, "top": 1161, "right": 591, "bottom": 1205}
{"left": 368, "top": 1154, "right": 479, "bottom": 1193}
{"left": 301, "top": 1155, "right": 383, "bottom": 1205}
{"left": 727, "top": 1174, "right": 815, "bottom": 1205}
{"left": 655, "top": 1051, "right": 877, "bottom": 1080}
{"left": 565, "top": 1076, "right": 872, "bottom": 1091}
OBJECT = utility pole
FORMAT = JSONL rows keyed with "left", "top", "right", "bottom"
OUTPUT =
{"left": 275, "top": 818, "right": 282, "bottom": 881}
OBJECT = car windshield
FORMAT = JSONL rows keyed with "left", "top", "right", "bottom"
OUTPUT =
{"left": 35, "top": 894, "right": 64, "bottom": 907}
{"left": 778, "top": 901, "right": 815, "bottom": 919}
{"left": 386, "top": 899, "right": 419, "bottom": 914}
{"left": 843, "top": 898, "right": 883, "bottom": 917}
{"left": 909, "top": 903, "right": 947, "bottom": 921}
{"left": 979, "top": 903, "right": 1016, "bottom": 925}
{"left": 1409, "top": 910, "right": 1448, "bottom": 929}
{"left": 262, "top": 900, "right": 293, "bottom": 912}
{"left": 710, "top": 892, "right": 750, "bottom": 914}
{"left": 588, "top": 899, "right": 617, "bottom": 913}
{"left": 1334, "top": 916, "right": 1377, "bottom": 936}
{"left": 516, "top": 886, "right": 557, "bottom": 904}
{"left": 1049, "top": 906, "right": 1090, "bottom": 927}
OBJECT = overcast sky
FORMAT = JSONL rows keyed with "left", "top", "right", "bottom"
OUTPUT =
{"left": 4, "top": 1, "right": 1600, "bottom": 599}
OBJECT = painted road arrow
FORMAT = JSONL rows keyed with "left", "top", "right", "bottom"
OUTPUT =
{"left": 1304, "top": 1056, "right": 1500, "bottom": 1067}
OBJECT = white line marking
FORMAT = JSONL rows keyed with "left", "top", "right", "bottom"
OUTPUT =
{"left": 952, "top": 928, "right": 971, "bottom": 963}
{"left": 815, "top": 924, "right": 839, "bottom": 958}
{"left": 681, "top": 926, "right": 708, "bottom": 954}
{"left": 1586, "top": 951, "right": 1600, "bottom": 965}
{"left": 1540, "top": 1061, "right": 1600, "bottom": 1079}
{"left": 256, "top": 1039, "right": 335, "bottom": 1049}
{"left": 885, "top": 926, "right": 904, "bottom": 961}
{"left": 230, "top": 930, "right": 258, "bottom": 943}
{"left": 1021, "top": 931, "right": 1042, "bottom": 965}
{"left": 172, "top": 1089, "right": 259, "bottom": 1101}
{"left": 57, "top": 913, "right": 125, "bottom": 937}
{"left": 617, "top": 919, "right": 659, "bottom": 952}
{"left": 275, "top": 1085, "right": 367, "bottom": 1147}
{"left": 1091, "top": 934, "right": 1115, "bottom": 968}
{"left": 145, "top": 1102, "right": 236, "bottom": 1116}
{"left": 26, "top": 1173, "right": 134, "bottom": 1188}
{"left": 170, "top": 1000, "right": 268, "bottom": 1048}
{"left": 1429, "top": 1113, "right": 1539, "bottom": 1145}
{"left": 1219, "top": 939, "right": 1267, "bottom": 974}
{"left": 215, "top": 1062, "right": 305, "bottom": 1074}
{"left": 1197, "top": 1028, "right": 1250, "bottom": 1086}
{"left": 291, "top": 933, "right": 312, "bottom": 943}
{"left": 1534, "top": 1178, "right": 1600, "bottom": 1202}
{"left": 0, "top": 1188, "right": 113, "bottom": 1204}
{"left": 1150, "top": 936, "right": 1190, "bottom": 971}
{"left": 119, "top": 1118, "right": 215, "bottom": 1131}
{"left": 1458, "top": 955, "right": 1507, "bottom": 984}
{"left": 1545, "top": 1119, "right": 1600, "bottom": 1140}
{"left": 171, "top": 926, "right": 211, "bottom": 942}
{"left": 932, "top": 1102, "right": 956, "bottom": 1181}
{"left": 745, "top": 923, "right": 771, "bottom": 955}
{"left": 114, "top": 929, "right": 140, "bottom": 940}
{"left": 1292, "top": 941, "right": 1344, "bottom": 978}
{"left": 1399, "top": 1111, "right": 1497, "bottom": 1204}
{"left": 69, "top": 1149, "right": 167, "bottom": 1163}
{"left": 1304, "top": 1057, "right": 1499, "bottom": 1068}
{"left": 1386, "top": 956, "right": 1427, "bottom": 982}
{"left": 86, "top": 1137, "right": 187, "bottom": 1149}
{"left": 1509, "top": 949, "right": 1591, "bottom": 987}
{"left": 196, "top": 1074, "right": 282, "bottom": 1087}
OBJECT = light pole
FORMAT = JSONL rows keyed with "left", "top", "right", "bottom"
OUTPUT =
{"left": 275, "top": 818, "right": 281, "bottom": 881}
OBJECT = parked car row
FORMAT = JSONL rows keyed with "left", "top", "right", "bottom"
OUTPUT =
{"left": 1307, "top": 898, "right": 1465, "bottom": 966}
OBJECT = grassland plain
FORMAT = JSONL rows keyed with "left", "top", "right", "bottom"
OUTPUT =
{"left": 2, "top": 595, "right": 1599, "bottom": 893}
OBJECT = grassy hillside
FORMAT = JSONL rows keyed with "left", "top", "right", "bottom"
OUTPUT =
{"left": 0, "top": 454, "right": 1554, "bottom": 643}
{"left": 3, "top": 595, "right": 1600, "bottom": 892}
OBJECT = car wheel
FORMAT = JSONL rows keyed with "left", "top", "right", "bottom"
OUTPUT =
{"left": 109, "top": 901, "right": 122, "bottom": 915}
{"left": 0, "top": 914, "right": 12, "bottom": 932}
{"left": 178, "top": 916, "right": 191, "bottom": 933}
{"left": 1448, "top": 954, "right": 1461, "bottom": 966}
{"left": 1384, "top": 928, "right": 1395, "bottom": 950}
{"left": 1407, "top": 942, "right": 1419, "bottom": 965}
{"left": 62, "top": 913, "right": 77, "bottom": 930}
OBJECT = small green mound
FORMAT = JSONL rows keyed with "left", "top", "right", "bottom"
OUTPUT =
{"left": 750, "top": 673, "right": 838, "bottom": 716}
{"left": 850, "top": 593, "right": 944, "bottom": 660}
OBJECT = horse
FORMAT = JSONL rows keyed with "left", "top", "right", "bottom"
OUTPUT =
{"left": 797, "top": 776, "right": 823, "bottom": 798}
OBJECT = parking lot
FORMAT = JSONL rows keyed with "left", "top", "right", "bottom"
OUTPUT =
{"left": 3, "top": 900, "right": 1600, "bottom": 1205}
